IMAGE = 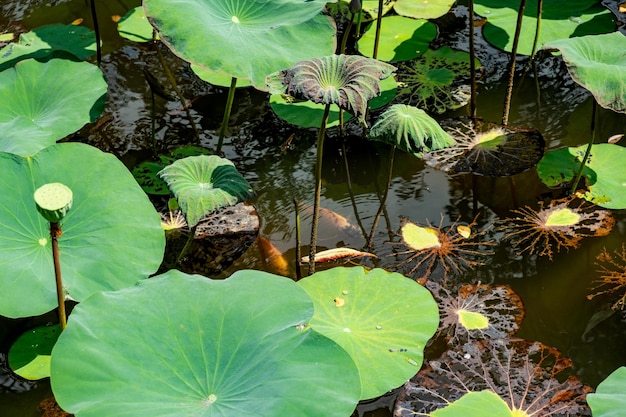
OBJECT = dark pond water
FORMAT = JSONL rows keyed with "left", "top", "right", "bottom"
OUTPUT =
{"left": 1, "top": 0, "right": 626, "bottom": 416}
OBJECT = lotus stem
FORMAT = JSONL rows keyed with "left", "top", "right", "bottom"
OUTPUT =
{"left": 90, "top": 0, "right": 102, "bottom": 67}
{"left": 570, "top": 100, "right": 597, "bottom": 195}
{"left": 293, "top": 197, "right": 302, "bottom": 281}
{"left": 308, "top": 103, "right": 331, "bottom": 275}
{"left": 176, "top": 224, "right": 197, "bottom": 265}
{"left": 150, "top": 88, "right": 156, "bottom": 155}
{"left": 372, "top": 0, "right": 384, "bottom": 59}
{"left": 216, "top": 77, "right": 238, "bottom": 155}
{"left": 468, "top": 0, "right": 477, "bottom": 120}
{"left": 502, "top": 0, "right": 527, "bottom": 126}
{"left": 367, "top": 145, "right": 395, "bottom": 250}
{"left": 50, "top": 222, "right": 67, "bottom": 330}
{"left": 340, "top": 11, "right": 356, "bottom": 54}
{"left": 530, "top": 0, "right": 543, "bottom": 59}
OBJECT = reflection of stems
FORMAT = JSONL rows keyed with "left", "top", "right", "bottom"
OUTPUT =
{"left": 340, "top": 12, "right": 356, "bottom": 54}
{"left": 571, "top": 100, "right": 597, "bottom": 195}
{"left": 341, "top": 140, "right": 367, "bottom": 239}
{"left": 217, "top": 77, "right": 238, "bottom": 155}
{"left": 177, "top": 225, "right": 197, "bottom": 265}
{"left": 468, "top": 0, "right": 477, "bottom": 120}
{"left": 150, "top": 89, "right": 156, "bottom": 155}
{"left": 372, "top": 0, "right": 383, "bottom": 59}
{"left": 294, "top": 198, "right": 302, "bottom": 281}
{"left": 50, "top": 222, "right": 67, "bottom": 331}
{"left": 308, "top": 103, "right": 331, "bottom": 275}
{"left": 90, "top": 0, "right": 102, "bottom": 67}
{"left": 367, "top": 146, "right": 395, "bottom": 250}
{"left": 502, "top": 0, "right": 527, "bottom": 126}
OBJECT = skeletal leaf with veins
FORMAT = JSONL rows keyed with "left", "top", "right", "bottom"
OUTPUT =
{"left": 588, "top": 244, "right": 626, "bottom": 310}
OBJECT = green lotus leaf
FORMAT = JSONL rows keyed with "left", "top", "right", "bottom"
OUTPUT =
{"left": 190, "top": 64, "right": 252, "bottom": 88}
{"left": 51, "top": 270, "right": 361, "bottom": 417}
{"left": 397, "top": 46, "right": 480, "bottom": 114}
{"left": 298, "top": 267, "right": 439, "bottom": 400}
{"left": 158, "top": 155, "right": 254, "bottom": 227}
{"left": 0, "top": 24, "right": 96, "bottom": 71}
{"left": 9, "top": 324, "right": 61, "bottom": 380}
{"left": 0, "top": 143, "right": 165, "bottom": 318}
{"left": 587, "top": 367, "right": 626, "bottom": 417}
{"left": 369, "top": 74, "right": 398, "bottom": 110}
{"left": 368, "top": 104, "right": 455, "bottom": 157}
{"left": 269, "top": 94, "right": 349, "bottom": 128}
{"left": 394, "top": 0, "right": 454, "bottom": 19}
{"left": 474, "top": 0, "right": 615, "bottom": 55}
{"left": 144, "top": 0, "right": 336, "bottom": 89}
{"left": 266, "top": 54, "right": 395, "bottom": 121}
{"left": 432, "top": 390, "right": 513, "bottom": 417}
{"left": 543, "top": 32, "right": 626, "bottom": 113}
{"left": 537, "top": 144, "right": 626, "bottom": 209}
{"left": 0, "top": 59, "right": 106, "bottom": 156}
{"left": 361, "top": 0, "right": 395, "bottom": 20}
{"left": 117, "top": 6, "right": 156, "bottom": 42}
{"left": 357, "top": 15, "right": 437, "bottom": 62}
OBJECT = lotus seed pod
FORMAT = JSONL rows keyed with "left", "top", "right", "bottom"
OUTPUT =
{"left": 34, "top": 183, "right": 73, "bottom": 223}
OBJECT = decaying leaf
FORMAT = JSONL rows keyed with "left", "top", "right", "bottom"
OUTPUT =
{"left": 498, "top": 197, "right": 614, "bottom": 260}
{"left": 426, "top": 281, "right": 525, "bottom": 345}
{"left": 395, "top": 338, "right": 592, "bottom": 416}
{"left": 387, "top": 216, "right": 495, "bottom": 283}
{"left": 301, "top": 247, "right": 377, "bottom": 263}
{"left": 588, "top": 244, "right": 626, "bottom": 310}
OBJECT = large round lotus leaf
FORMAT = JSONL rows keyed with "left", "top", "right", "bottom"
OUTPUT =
{"left": 191, "top": 64, "right": 252, "bottom": 88}
{"left": 394, "top": 0, "right": 454, "bottom": 20}
{"left": 0, "top": 143, "right": 165, "bottom": 318}
{"left": 51, "top": 270, "right": 361, "bottom": 417}
{"left": 0, "top": 24, "right": 96, "bottom": 71}
{"left": 118, "top": 6, "right": 155, "bottom": 42}
{"left": 357, "top": 16, "right": 437, "bottom": 62}
{"left": 269, "top": 94, "right": 349, "bottom": 128}
{"left": 0, "top": 59, "right": 106, "bottom": 156}
{"left": 298, "top": 266, "right": 439, "bottom": 400}
{"left": 144, "top": 0, "right": 336, "bottom": 90}
{"left": 474, "top": 0, "right": 615, "bottom": 55}
{"left": 537, "top": 144, "right": 626, "bottom": 209}
{"left": 431, "top": 391, "right": 513, "bottom": 417}
{"left": 158, "top": 155, "right": 254, "bottom": 228}
{"left": 587, "top": 367, "right": 626, "bottom": 417}
{"left": 543, "top": 32, "right": 626, "bottom": 113}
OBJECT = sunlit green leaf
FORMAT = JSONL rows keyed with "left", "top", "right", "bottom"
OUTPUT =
{"left": 587, "top": 366, "right": 626, "bottom": 417}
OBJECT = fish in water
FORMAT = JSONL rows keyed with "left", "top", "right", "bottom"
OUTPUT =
{"left": 256, "top": 235, "right": 290, "bottom": 276}
{"left": 301, "top": 205, "right": 362, "bottom": 239}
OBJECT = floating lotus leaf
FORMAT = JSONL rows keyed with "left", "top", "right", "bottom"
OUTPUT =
{"left": 267, "top": 54, "right": 395, "bottom": 122}
{"left": 0, "top": 24, "right": 96, "bottom": 71}
{"left": 9, "top": 324, "right": 61, "bottom": 380}
{"left": 0, "top": 143, "right": 165, "bottom": 318}
{"left": 498, "top": 197, "right": 615, "bottom": 259}
{"left": 117, "top": 6, "right": 155, "bottom": 42}
{"left": 424, "top": 120, "right": 545, "bottom": 177}
{"left": 396, "top": 46, "right": 480, "bottom": 114}
{"left": 587, "top": 367, "right": 626, "bottom": 417}
{"left": 537, "top": 143, "right": 626, "bottom": 209}
{"left": 394, "top": 0, "right": 454, "bottom": 19}
{"left": 474, "top": 0, "right": 615, "bottom": 55}
{"left": 357, "top": 15, "right": 437, "bottom": 61}
{"left": 298, "top": 267, "right": 439, "bottom": 400}
{"left": 51, "top": 270, "right": 361, "bottom": 417}
{"left": 361, "top": 0, "right": 395, "bottom": 19}
{"left": 389, "top": 217, "right": 495, "bottom": 283}
{"left": 543, "top": 33, "right": 626, "bottom": 113}
{"left": 0, "top": 59, "right": 106, "bottom": 156}
{"left": 395, "top": 339, "right": 592, "bottom": 416}
{"left": 368, "top": 104, "right": 455, "bottom": 157}
{"left": 427, "top": 281, "right": 524, "bottom": 345}
{"left": 158, "top": 155, "right": 254, "bottom": 228}
{"left": 144, "top": 0, "right": 336, "bottom": 89}
{"left": 429, "top": 391, "right": 513, "bottom": 417}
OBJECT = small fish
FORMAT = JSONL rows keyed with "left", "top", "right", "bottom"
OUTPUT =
{"left": 301, "top": 205, "right": 362, "bottom": 238}
{"left": 256, "top": 235, "right": 290, "bottom": 276}
{"left": 608, "top": 134, "right": 624, "bottom": 144}
{"left": 301, "top": 247, "right": 376, "bottom": 263}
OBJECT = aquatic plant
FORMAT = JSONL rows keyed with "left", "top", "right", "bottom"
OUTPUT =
{"left": 395, "top": 338, "right": 592, "bottom": 416}
{"left": 587, "top": 366, "right": 626, "bottom": 417}
{"left": 498, "top": 197, "right": 615, "bottom": 259}
{"left": 387, "top": 216, "right": 494, "bottom": 283}
{"left": 588, "top": 244, "right": 626, "bottom": 310}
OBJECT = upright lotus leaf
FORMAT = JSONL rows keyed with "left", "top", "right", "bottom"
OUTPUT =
{"left": 587, "top": 367, "right": 626, "bottom": 417}
{"left": 543, "top": 33, "right": 626, "bottom": 113}
{"left": 266, "top": 54, "right": 396, "bottom": 122}
{"left": 51, "top": 270, "right": 361, "bottom": 417}
{"left": 368, "top": 104, "right": 455, "bottom": 157}
{"left": 298, "top": 267, "right": 439, "bottom": 400}
{"left": 396, "top": 46, "right": 480, "bottom": 114}
{"left": 0, "top": 143, "right": 165, "bottom": 318}
{"left": 537, "top": 144, "right": 626, "bottom": 209}
{"left": 0, "top": 24, "right": 96, "bottom": 71}
{"left": 158, "top": 155, "right": 254, "bottom": 228}
{"left": 474, "top": 0, "right": 615, "bottom": 55}
{"left": 144, "top": 0, "right": 336, "bottom": 89}
{"left": 0, "top": 59, "right": 106, "bottom": 156}
{"left": 395, "top": 339, "right": 592, "bottom": 416}
{"left": 394, "top": 0, "right": 453, "bottom": 19}
{"left": 357, "top": 15, "right": 437, "bottom": 61}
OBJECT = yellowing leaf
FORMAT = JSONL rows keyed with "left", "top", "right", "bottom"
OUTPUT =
{"left": 456, "top": 309, "right": 489, "bottom": 330}
{"left": 401, "top": 223, "right": 441, "bottom": 250}
{"left": 334, "top": 297, "right": 345, "bottom": 307}
{"left": 545, "top": 208, "right": 580, "bottom": 227}
{"left": 457, "top": 225, "right": 471, "bottom": 238}
{"left": 71, "top": 18, "right": 84, "bottom": 25}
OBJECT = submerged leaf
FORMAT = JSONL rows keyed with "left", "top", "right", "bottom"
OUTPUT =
{"left": 266, "top": 54, "right": 396, "bottom": 121}
{"left": 301, "top": 247, "right": 377, "bottom": 263}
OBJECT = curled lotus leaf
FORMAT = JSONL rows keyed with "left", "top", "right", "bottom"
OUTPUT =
{"left": 498, "top": 197, "right": 615, "bottom": 260}
{"left": 266, "top": 54, "right": 396, "bottom": 121}
{"left": 395, "top": 338, "right": 592, "bottom": 416}
{"left": 426, "top": 281, "right": 525, "bottom": 345}
{"left": 368, "top": 104, "right": 455, "bottom": 157}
